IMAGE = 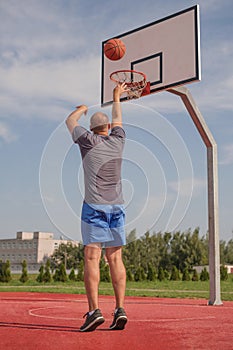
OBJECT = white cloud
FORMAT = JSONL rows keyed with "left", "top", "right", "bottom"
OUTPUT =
{"left": 0, "top": 54, "right": 101, "bottom": 121}
{"left": 220, "top": 144, "right": 233, "bottom": 165}
{"left": 169, "top": 177, "right": 206, "bottom": 197}
{"left": 0, "top": 122, "right": 18, "bottom": 143}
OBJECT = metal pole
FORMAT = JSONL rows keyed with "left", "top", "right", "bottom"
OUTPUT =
{"left": 168, "top": 86, "right": 222, "bottom": 305}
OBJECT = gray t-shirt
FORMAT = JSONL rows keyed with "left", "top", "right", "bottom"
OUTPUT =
{"left": 72, "top": 126, "right": 125, "bottom": 204}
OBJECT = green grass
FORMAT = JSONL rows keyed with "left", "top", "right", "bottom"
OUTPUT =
{"left": 0, "top": 275, "right": 233, "bottom": 301}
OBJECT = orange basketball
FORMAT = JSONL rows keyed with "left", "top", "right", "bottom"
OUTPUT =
{"left": 104, "top": 38, "right": 126, "bottom": 61}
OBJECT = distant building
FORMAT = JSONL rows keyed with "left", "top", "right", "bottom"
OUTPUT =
{"left": 224, "top": 265, "right": 233, "bottom": 274}
{"left": 193, "top": 265, "right": 233, "bottom": 274}
{"left": 0, "top": 232, "right": 79, "bottom": 273}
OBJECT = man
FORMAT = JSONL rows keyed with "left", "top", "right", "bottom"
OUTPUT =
{"left": 66, "top": 83, "right": 128, "bottom": 332}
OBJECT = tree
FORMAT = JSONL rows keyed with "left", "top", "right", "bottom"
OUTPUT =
{"left": 157, "top": 232, "right": 172, "bottom": 271}
{"left": 224, "top": 239, "right": 233, "bottom": 264}
{"left": 100, "top": 258, "right": 111, "bottom": 282}
{"left": 220, "top": 240, "right": 227, "bottom": 264}
{"left": 134, "top": 266, "right": 146, "bottom": 282}
{"left": 182, "top": 267, "right": 190, "bottom": 281}
{"left": 43, "top": 260, "right": 52, "bottom": 283}
{"left": 0, "top": 260, "right": 11, "bottom": 282}
{"left": 158, "top": 267, "right": 165, "bottom": 281}
{"left": 50, "top": 242, "right": 83, "bottom": 270}
{"left": 36, "top": 265, "right": 44, "bottom": 283}
{"left": 126, "top": 267, "right": 134, "bottom": 281}
{"left": 170, "top": 266, "right": 180, "bottom": 281}
{"left": 147, "top": 263, "right": 156, "bottom": 281}
{"left": 220, "top": 265, "right": 228, "bottom": 281}
{"left": 192, "top": 269, "right": 199, "bottom": 281}
{"left": 170, "top": 231, "right": 186, "bottom": 272}
{"left": 69, "top": 267, "right": 76, "bottom": 281}
{"left": 53, "top": 263, "right": 67, "bottom": 282}
{"left": 77, "top": 260, "right": 84, "bottom": 282}
{"left": 5, "top": 260, "right": 11, "bottom": 282}
{"left": 121, "top": 228, "right": 215, "bottom": 280}
{"left": 123, "top": 237, "right": 142, "bottom": 273}
{"left": 167, "top": 228, "right": 209, "bottom": 273}
{"left": 20, "top": 260, "right": 29, "bottom": 283}
{"left": 164, "top": 269, "right": 170, "bottom": 280}
{"left": 200, "top": 267, "right": 209, "bottom": 281}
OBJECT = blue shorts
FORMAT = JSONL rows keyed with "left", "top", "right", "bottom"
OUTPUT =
{"left": 81, "top": 202, "right": 126, "bottom": 247}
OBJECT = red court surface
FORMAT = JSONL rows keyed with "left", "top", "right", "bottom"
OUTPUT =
{"left": 0, "top": 292, "right": 233, "bottom": 350}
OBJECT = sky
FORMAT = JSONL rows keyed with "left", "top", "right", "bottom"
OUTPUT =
{"left": 0, "top": 0, "right": 232, "bottom": 243}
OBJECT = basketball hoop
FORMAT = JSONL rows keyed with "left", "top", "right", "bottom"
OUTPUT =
{"left": 110, "top": 69, "right": 149, "bottom": 99}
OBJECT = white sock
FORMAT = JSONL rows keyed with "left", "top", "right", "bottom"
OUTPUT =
{"left": 88, "top": 310, "right": 95, "bottom": 316}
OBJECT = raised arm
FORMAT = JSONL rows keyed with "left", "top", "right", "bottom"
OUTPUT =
{"left": 65, "top": 105, "right": 88, "bottom": 134}
{"left": 111, "top": 83, "right": 128, "bottom": 129}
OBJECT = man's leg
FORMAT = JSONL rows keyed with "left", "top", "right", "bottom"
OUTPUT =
{"left": 84, "top": 244, "right": 102, "bottom": 311}
{"left": 105, "top": 246, "right": 127, "bottom": 330}
{"left": 80, "top": 244, "right": 105, "bottom": 332}
{"left": 105, "top": 246, "right": 126, "bottom": 309}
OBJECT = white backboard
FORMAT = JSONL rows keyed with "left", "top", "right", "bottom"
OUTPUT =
{"left": 101, "top": 5, "right": 201, "bottom": 106}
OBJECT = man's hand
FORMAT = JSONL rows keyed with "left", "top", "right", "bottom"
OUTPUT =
{"left": 113, "top": 82, "right": 128, "bottom": 102}
{"left": 112, "top": 83, "right": 128, "bottom": 129}
{"left": 66, "top": 104, "right": 88, "bottom": 134}
{"left": 76, "top": 105, "right": 88, "bottom": 115}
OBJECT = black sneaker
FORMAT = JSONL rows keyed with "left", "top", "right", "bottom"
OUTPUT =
{"left": 109, "top": 308, "right": 128, "bottom": 330}
{"left": 80, "top": 309, "right": 105, "bottom": 332}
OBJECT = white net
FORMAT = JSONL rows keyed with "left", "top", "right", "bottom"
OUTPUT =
{"left": 110, "top": 70, "right": 147, "bottom": 99}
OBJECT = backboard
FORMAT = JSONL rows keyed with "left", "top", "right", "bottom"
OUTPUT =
{"left": 101, "top": 5, "right": 201, "bottom": 106}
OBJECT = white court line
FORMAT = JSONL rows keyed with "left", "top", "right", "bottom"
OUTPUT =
{"left": 29, "top": 306, "right": 78, "bottom": 321}
{"left": 28, "top": 306, "right": 216, "bottom": 322}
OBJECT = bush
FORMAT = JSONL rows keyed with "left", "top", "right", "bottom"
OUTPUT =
{"left": 69, "top": 268, "right": 76, "bottom": 281}
{"left": 126, "top": 268, "right": 134, "bottom": 281}
{"left": 192, "top": 269, "right": 199, "bottom": 281}
{"left": 164, "top": 269, "right": 170, "bottom": 280}
{"left": 43, "top": 260, "right": 52, "bottom": 283}
{"left": 0, "top": 260, "right": 12, "bottom": 282}
{"left": 158, "top": 267, "right": 165, "bottom": 281}
{"left": 182, "top": 267, "right": 191, "bottom": 281}
{"left": 77, "top": 261, "right": 84, "bottom": 281}
{"left": 100, "top": 261, "right": 111, "bottom": 282}
{"left": 170, "top": 266, "right": 180, "bottom": 281}
{"left": 220, "top": 265, "right": 228, "bottom": 281}
{"left": 36, "top": 265, "right": 44, "bottom": 283}
{"left": 134, "top": 266, "right": 146, "bottom": 282}
{"left": 53, "top": 263, "right": 67, "bottom": 282}
{"left": 200, "top": 267, "right": 209, "bottom": 281}
{"left": 147, "top": 263, "right": 156, "bottom": 281}
{"left": 36, "top": 261, "right": 52, "bottom": 283}
{"left": 20, "top": 260, "right": 29, "bottom": 283}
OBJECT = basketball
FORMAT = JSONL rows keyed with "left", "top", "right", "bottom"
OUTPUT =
{"left": 104, "top": 38, "right": 126, "bottom": 61}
